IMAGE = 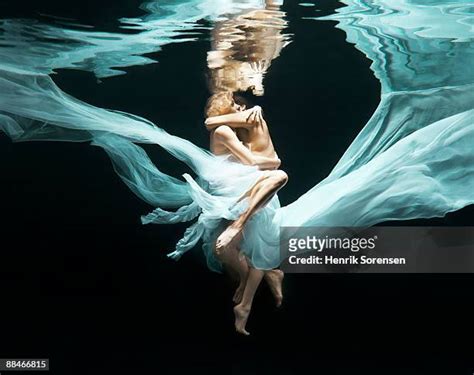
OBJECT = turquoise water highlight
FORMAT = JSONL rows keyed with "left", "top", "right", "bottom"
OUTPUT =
{"left": 0, "top": 0, "right": 473, "bottom": 270}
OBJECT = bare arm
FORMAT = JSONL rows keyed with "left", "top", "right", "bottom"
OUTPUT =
{"left": 253, "top": 154, "right": 282, "bottom": 170}
{"left": 205, "top": 106, "right": 263, "bottom": 131}
{"left": 214, "top": 126, "right": 280, "bottom": 170}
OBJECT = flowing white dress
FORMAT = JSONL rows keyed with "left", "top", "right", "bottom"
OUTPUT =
{"left": 1, "top": 0, "right": 473, "bottom": 271}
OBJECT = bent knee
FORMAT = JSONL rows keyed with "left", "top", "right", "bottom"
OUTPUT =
{"left": 270, "top": 170, "right": 288, "bottom": 186}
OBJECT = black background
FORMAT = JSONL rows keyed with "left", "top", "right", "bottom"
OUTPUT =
{"left": 0, "top": 0, "right": 473, "bottom": 373}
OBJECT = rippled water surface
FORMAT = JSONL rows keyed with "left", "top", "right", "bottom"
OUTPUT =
{"left": 0, "top": 1, "right": 473, "bottom": 374}
{"left": 1, "top": 0, "right": 384, "bottom": 205}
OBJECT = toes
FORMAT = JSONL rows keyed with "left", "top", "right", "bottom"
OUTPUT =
{"left": 235, "top": 325, "right": 250, "bottom": 336}
{"left": 240, "top": 329, "right": 250, "bottom": 336}
{"left": 276, "top": 296, "right": 283, "bottom": 308}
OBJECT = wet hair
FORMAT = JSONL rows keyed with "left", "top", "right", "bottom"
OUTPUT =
{"left": 205, "top": 92, "right": 235, "bottom": 118}
{"left": 205, "top": 91, "right": 253, "bottom": 118}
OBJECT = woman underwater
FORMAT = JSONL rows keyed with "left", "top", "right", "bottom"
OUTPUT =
{"left": 204, "top": 91, "right": 287, "bottom": 335}
{"left": 1, "top": 0, "right": 473, "bottom": 335}
{"left": 201, "top": 0, "right": 291, "bottom": 334}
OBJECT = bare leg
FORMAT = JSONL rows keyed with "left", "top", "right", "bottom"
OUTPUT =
{"left": 216, "top": 170, "right": 288, "bottom": 254}
{"left": 234, "top": 267, "right": 264, "bottom": 335}
{"left": 220, "top": 248, "right": 283, "bottom": 306}
{"left": 264, "top": 269, "right": 284, "bottom": 307}
{"left": 231, "top": 252, "right": 249, "bottom": 304}
{"left": 215, "top": 244, "right": 249, "bottom": 304}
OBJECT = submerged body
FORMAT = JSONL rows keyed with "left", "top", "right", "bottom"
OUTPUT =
{"left": 0, "top": 0, "right": 473, "bottom": 336}
{"left": 207, "top": 105, "right": 279, "bottom": 163}
{"left": 204, "top": 94, "right": 287, "bottom": 335}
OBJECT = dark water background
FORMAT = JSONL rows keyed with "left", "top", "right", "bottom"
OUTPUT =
{"left": 0, "top": 0, "right": 473, "bottom": 373}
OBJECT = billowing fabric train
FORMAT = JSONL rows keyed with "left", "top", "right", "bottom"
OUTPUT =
{"left": 1, "top": 0, "right": 473, "bottom": 271}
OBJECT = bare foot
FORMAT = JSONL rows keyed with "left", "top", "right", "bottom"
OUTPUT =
{"left": 215, "top": 222, "right": 243, "bottom": 255}
{"left": 233, "top": 282, "right": 245, "bottom": 304}
{"left": 234, "top": 304, "right": 251, "bottom": 336}
{"left": 265, "top": 269, "right": 284, "bottom": 307}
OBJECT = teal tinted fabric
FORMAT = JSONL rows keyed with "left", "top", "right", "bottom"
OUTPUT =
{"left": 1, "top": 1, "right": 473, "bottom": 270}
